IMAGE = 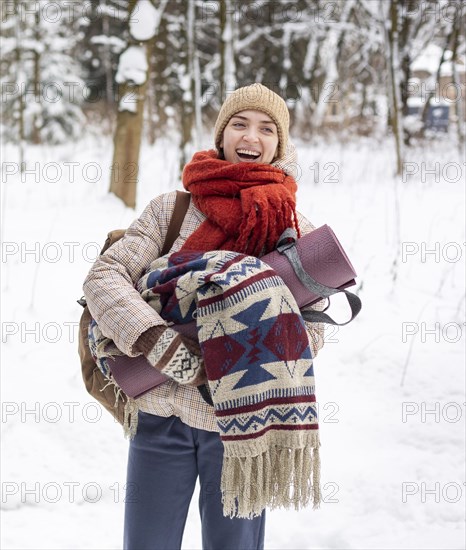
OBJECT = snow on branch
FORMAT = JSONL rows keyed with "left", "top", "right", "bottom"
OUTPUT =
{"left": 115, "top": 45, "right": 148, "bottom": 85}
{"left": 129, "top": 0, "right": 168, "bottom": 41}
{"left": 90, "top": 35, "right": 126, "bottom": 52}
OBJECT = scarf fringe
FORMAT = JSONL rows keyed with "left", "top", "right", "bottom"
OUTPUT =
{"left": 220, "top": 431, "right": 321, "bottom": 519}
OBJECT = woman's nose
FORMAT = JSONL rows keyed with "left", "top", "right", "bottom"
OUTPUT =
{"left": 243, "top": 128, "right": 259, "bottom": 142}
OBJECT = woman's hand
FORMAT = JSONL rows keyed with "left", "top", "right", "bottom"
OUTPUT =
{"left": 135, "top": 326, "right": 206, "bottom": 386}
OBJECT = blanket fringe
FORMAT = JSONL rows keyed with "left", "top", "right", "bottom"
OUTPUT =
{"left": 220, "top": 432, "right": 321, "bottom": 519}
{"left": 100, "top": 376, "right": 139, "bottom": 439}
{"left": 123, "top": 398, "right": 139, "bottom": 439}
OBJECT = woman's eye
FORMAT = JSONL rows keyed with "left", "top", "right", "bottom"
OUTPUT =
{"left": 262, "top": 127, "right": 274, "bottom": 133}
{"left": 233, "top": 122, "right": 245, "bottom": 128}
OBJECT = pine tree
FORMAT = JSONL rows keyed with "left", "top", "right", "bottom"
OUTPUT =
{"left": 1, "top": 0, "right": 86, "bottom": 145}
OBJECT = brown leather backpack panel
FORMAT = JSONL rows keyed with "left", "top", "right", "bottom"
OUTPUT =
{"left": 78, "top": 192, "right": 190, "bottom": 425}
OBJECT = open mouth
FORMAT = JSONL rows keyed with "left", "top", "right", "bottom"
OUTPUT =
{"left": 236, "top": 148, "right": 261, "bottom": 161}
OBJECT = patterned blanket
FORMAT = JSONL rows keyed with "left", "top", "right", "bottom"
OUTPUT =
{"left": 95, "top": 249, "right": 321, "bottom": 518}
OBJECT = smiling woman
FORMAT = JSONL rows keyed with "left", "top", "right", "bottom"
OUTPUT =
{"left": 83, "top": 82, "right": 326, "bottom": 550}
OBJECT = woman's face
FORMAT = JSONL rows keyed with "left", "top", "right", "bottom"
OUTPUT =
{"left": 220, "top": 109, "right": 279, "bottom": 164}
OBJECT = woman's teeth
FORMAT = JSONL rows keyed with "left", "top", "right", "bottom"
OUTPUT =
{"left": 236, "top": 149, "right": 261, "bottom": 159}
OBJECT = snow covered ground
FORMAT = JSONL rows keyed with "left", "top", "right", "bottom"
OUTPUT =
{"left": 1, "top": 133, "right": 464, "bottom": 549}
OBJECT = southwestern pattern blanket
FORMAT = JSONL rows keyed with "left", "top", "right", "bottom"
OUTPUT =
{"left": 90, "top": 249, "right": 321, "bottom": 519}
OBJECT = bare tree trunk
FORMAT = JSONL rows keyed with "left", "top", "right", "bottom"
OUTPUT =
{"left": 386, "top": 0, "right": 404, "bottom": 176}
{"left": 219, "top": 0, "right": 225, "bottom": 97}
{"left": 31, "top": 8, "right": 41, "bottom": 144}
{"left": 190, "top": 0, "right": 202, "bottom": 153}
{"left": 179, "top": 0, "right": 197, "bottom": 173}
{"left": 295, "top": 8, "right": 321, "bottom": 135}
{"left": 151, "top": 15, "right": 169, "bottom": 139}
{"left": 311, "top": 0, "right": 355, "bottom": 128}
{"left": 219, "top": 0, "right": 236, "bottom": 99}
{"left": 14, "top": 0, "right": 25, "bottom": 170}
{"left": 109, "top": 0, "right": 161, "bottom": 208}
{"left": 450, "top": 18, "right": 465, "bottom": 152}
{"left": 279, "top": 26, "right": 291, "bottom": 93}
{"left": 146, "top": 49, "right": 157, "bottom": 146}
{"left": 385, "top": 0, "right": 403, "bottom": 285}
{"left": 102, "top": 0, "right": 114, "bottom": 134}
{"left": 193, "top": 50, "right": 202, "bottom": 148}
{"left": 110, "top": 76, "right": 150, "bottom": 208}
{"left": 398, "top": 0, "right": 415, "bottom": 145}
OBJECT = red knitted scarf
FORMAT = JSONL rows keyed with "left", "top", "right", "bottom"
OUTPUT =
{"left": 181, "top": 150, "right": 300, "bottom": 256}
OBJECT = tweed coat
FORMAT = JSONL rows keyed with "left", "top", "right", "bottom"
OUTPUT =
{"left": 83, "top": 190, "right": 327, "bottom": 432}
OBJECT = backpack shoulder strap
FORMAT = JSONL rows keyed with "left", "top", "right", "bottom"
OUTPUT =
{"left": 103, "top": 192, "right": 190, "bottom": 257}
{"left": 78, "top": 191, "right": 191, "bottom": 309}
{"left": 102, "top": 229, "right": 126, "bottom": 255}
{"left": 161, "top": 190, "right": 191, "bottom": 256}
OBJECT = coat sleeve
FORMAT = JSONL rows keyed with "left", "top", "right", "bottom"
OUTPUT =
{"left": 296, "top": 211, "right": 326, "bottom": 359}
{"left": 82, "top": 192, "right": 176, "bottom": 357}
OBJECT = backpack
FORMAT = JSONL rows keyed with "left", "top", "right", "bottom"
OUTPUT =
{"left": 77, "top": 191, "right": 191, "bottom": 426}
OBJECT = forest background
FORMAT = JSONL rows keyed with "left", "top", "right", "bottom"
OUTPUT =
{"left": 1, "top": 2, "right": 465, "bottom": 549}
{"left": 2, "top": 0, "right": 465, "bottom": 204}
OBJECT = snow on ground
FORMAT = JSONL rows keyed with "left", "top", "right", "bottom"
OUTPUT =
{"left": 1, "top": 133, "right": 464, "bottom": 549}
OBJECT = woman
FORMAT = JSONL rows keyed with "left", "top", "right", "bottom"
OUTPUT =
{"left": 83, "top": 83, "right": 326, "bottom": 550}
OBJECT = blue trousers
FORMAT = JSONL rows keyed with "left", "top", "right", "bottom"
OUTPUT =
{"left": 123, "top": 412, "right": 266, "bottom": 550}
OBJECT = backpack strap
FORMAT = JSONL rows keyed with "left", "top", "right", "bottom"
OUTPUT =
{"left": 276, "top": 228, "right": 362, "bottom": 326}
{"left": 161, "top": 191, "right": 191, "bottom": 256}
{"left": 78, "top": 191, "right": 191, "bottom": 309}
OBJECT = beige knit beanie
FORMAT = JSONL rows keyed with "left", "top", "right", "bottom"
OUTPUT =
{"left": 214, "top": 83, "right": 290, "bottom": 161}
